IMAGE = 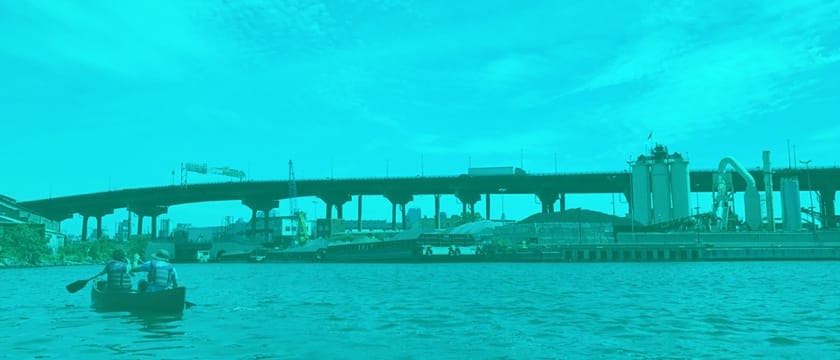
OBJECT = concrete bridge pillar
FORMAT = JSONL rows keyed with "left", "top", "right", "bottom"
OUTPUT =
{"left": 81, "top": 215, "right": 89, "bottom": 242}
{"left": 385, "top": 192, "right": 414, "bottom": 230}
{"left": 132, "top": 205, "right": 168, "bottom": 239}
{"left": 819, "top": 189, "right": 837, "bottom": 229}
{"left": 537, "top": 191, "right": 559, "bottom": 214}
{"left": 95, "top": 215, "right": 104, "bottom": 239}
{"left": 242, "top": 198, "right": 279, "bottom": 242}
{"left": 79, "top": 209, "right": 113, "bottom": 241}
{"left": 357, "top": 195, "right": 363, "bottom": 231}
{"left": 434, "top": 194, "right": 441, "bottom": 229}
{"left": 151, "top": 213, "right": 162, "bottom": 238}
{"left": 318, "top": 193, "right": 352, "bottom": 220}
{"left": 560, "top": 193, "right": 566, "bottom": 212}
{"left": 485, "top": 194, "right": 491, "bottom": 221}
{"left": 455, "top": 190, "right": 481, "bottom": 217}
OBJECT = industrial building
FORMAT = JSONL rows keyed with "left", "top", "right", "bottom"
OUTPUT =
{"left": 0, "top": 194, "right": 65, "bottom": 255}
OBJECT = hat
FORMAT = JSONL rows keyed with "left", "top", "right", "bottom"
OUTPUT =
{"left": 152, "top": 249, "right": 171, "bottom": 261}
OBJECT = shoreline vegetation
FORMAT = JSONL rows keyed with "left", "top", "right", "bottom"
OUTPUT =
{"left": 0, "top": 225, "right": 148, "bottom": 269}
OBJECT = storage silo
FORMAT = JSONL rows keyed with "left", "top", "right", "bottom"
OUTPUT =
{"left": 780, "top": 174, "right": 801, "bottom": 231}
{"left": 670, "top": 154, "right": 691, "bottom": 219}
{"left": 631, "top": 158, "right": 652, "bottom": 225}
{"left": 651, "top": 159, "right": 672, "bottom": 224}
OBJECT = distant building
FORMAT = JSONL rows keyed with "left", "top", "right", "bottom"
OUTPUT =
{"left": 178, "top": 214, "right": 309, "bottom": 248}
{"left": 406, "top": 208, "right": 421, "bottom": 227}
{"left": 116, "top": 220, "right": 131, "bottom": 241}
{"left": 340, "top": 219, "right": 391, "bottom": 232}
{"left": 159, "top": 218, "right": 171, "bottom": 238}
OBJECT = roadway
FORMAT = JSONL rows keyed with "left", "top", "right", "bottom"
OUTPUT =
{"left": 19, "top": 167, "right": 840, "bottom": 225}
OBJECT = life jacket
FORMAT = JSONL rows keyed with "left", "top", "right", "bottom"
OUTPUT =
{"left": 106, "top": 260, "right": 131, "bottom": 290}
{"left": 148, "top": 260, "right": 174, "bottom": 288}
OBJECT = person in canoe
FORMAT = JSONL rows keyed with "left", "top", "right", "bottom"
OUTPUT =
{"left": 132, "top": 249, "right": 179, "bottom": 292}
{"left": 94, "top": 249, "right": 133, "bottom": 292}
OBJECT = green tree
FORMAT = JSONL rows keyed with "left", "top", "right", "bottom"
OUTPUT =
{"left": 454, "top": 211, "right": 483, "bottom": 225}
{"left": 59, "top": 235, "right": 150, "bottom": 264}
{"left": 0, "top": 225, "right": 50, "bottom": 265}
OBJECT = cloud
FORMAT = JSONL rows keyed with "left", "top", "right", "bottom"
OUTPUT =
{"left": 481, "top": 54, "right": 551, "bottom": 88}
{"left": 0, "top": 2, "right": 224, "bottom": 79}
{"left": 564, "top": 0, "right": 840, "bottom": 145}
{"left": 571, "top": 31, "right": 689, "bottom": 93}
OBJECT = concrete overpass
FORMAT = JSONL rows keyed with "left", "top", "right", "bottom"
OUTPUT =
{"left": 18, "top": 167, "right": 840, "bottom": 239}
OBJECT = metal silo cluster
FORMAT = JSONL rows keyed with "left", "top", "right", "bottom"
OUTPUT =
{"left": 629, "top": 145, "right": 691, "bottom": 225}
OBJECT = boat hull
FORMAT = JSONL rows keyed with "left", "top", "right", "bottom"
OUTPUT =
{"left": 91, "top": 281, "right": 186, "bottom": 314}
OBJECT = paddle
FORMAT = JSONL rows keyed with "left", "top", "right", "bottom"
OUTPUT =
{"left": 65, "top": 275, "right": 99, "bottom": 294}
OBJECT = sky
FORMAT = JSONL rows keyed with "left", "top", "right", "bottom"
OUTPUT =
{"left": 2, "top": 0, "right": 839, "bottom": 235}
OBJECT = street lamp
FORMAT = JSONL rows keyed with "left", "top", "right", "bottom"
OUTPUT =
{"left": 800, "top": 160, "right": 815, "bottom": 231}
{"left": 498, "top": 188, "right": 507, "bottom": 221}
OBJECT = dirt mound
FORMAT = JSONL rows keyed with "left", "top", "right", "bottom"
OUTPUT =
{"left": 519, "top": 208, "right": 639, "bottom": 227}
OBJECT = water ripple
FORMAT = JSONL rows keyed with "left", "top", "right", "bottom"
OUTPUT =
{"left": 2, "top": 262, "right": 840, "bottom": 358}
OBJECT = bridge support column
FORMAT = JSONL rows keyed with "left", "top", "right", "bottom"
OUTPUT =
{"left": 81, "top": 215, "right": 89, "bottom": 241}
{"left": 264, "top": 212, "right": 269, "bottom": 243}
{"left": 434, "top": 194, "right": 441, "bottom": 229}
{"left": 560, "top": 193, "right": 566, "bottom": 212}
{"left": 96, "top": 215, "right": 104, "bottom": 239}
{"left": 250, "top": 208, "right": 257, "bottom": 237}
{"left": 357, "top": 195, "right": 363, "bottom": 231}
{"left": 391, "top": 203, "right": 397, "bottom": 230}
{"left": 485, "top": 194, "right": 491, "bottom": 221}
{"left": 537, "top": 191, "right": 558, "bottom": 214}
{"left": 242, "top": 198, "right": 279, "bottom": 242}
{"left": 385, "top": 193, "right": 414, "bottom": 230}
{"left": 80, "top": 208, "right": 113, "bottom": 240}
{"left": 820, "top": 189, "right": 837, "bottom": 229}
{"left": 455, "top": 190, "right": 481, "bottom": 218}
{"left": 132, "top": 206, "right": 168, "bottom": 239}
{"left": 318, "top": 193, "right": 351, "bottom": 221}
{"left": 151, "top": 214, "right": 160, "bottom": 238}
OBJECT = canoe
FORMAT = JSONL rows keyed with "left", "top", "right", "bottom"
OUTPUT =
{"left": 91, "top": 281, "right": 186, "bottom": 314}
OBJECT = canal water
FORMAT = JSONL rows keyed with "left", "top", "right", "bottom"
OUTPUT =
{"left": 2, "top": 261, "right": 839, "bottom": 359}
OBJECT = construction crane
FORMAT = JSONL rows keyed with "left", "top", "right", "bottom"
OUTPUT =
{"left": 288, "top": 160, "right": 309, "bottom": 245}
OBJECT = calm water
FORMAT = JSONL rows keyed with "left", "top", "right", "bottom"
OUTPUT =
{"left": 2, "top": 262, "right": 839, "bottom": 359}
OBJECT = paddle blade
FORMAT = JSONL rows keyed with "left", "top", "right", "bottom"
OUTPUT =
{"left": 66, "top": 279, "right": 89, "bottom": 293}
